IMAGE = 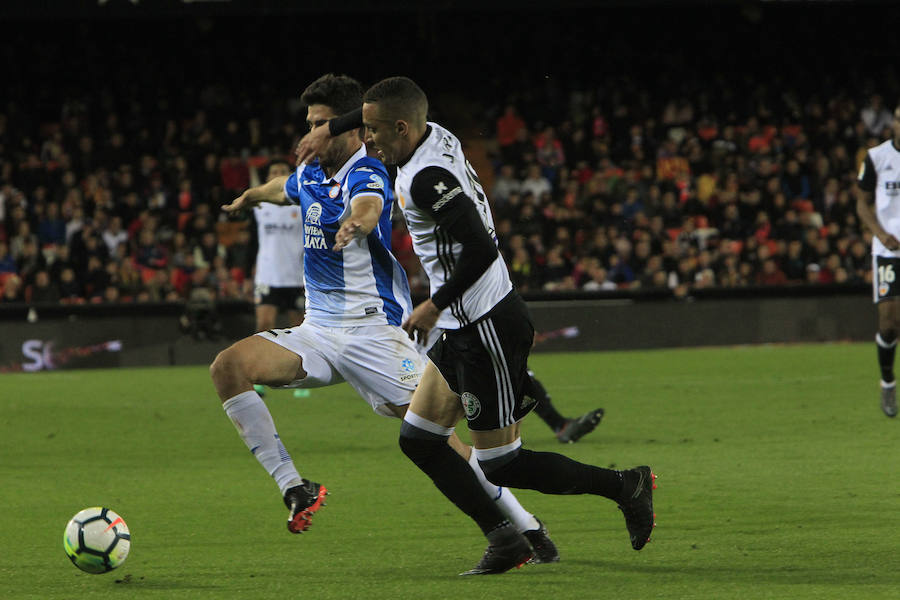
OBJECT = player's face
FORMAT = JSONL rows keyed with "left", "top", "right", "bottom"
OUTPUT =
{"left": 267, "top": 162, "right": 291, "bottom": 181}
{"left": 306, "top": 104, "right": 346, "bottom": 171}
{"left": 363, "top": 102, "right": 403, "bottom": 165}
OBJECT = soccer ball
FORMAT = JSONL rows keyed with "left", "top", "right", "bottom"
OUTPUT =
{"left": 63, "top": 507, "right": 131, "bottom": 574}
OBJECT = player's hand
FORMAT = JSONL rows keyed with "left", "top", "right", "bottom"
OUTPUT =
{"left": 881, "top": 233, "right": 900, "bottom": 251}
{"left": 294, "top": 125, "right": 331, "bottom": 166}
{"left": 403, "top": 299, "right": 441, "bottom": 345}
{"left": 333, "top": 219, "right": 364, "bottom": 251}
{"left": 222, "top": 190, "right": 255, "bottom": 213}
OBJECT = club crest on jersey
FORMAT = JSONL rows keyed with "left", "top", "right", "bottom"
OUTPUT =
{"left": 461, "top": 392, "right": 481, "bottom": 420}
{"left": 329, "top": 183, "right": 341, "bottom": 198}
{"left": 304, "top": 202, "right": 327, "bottom": 249}
{"left": 880, "top": 283, "right": 890, "bottom": 297}
{"left": 306, "top": 203, "right": 322, "bottom": 226}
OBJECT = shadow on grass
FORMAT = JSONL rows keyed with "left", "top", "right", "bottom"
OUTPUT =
{"left": 551, "top": 559, "right": 896, "bottom": 585}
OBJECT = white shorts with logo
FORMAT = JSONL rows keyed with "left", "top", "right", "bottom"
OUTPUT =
{"left": 255, "top": 322, "right": 425, "bottom": 417}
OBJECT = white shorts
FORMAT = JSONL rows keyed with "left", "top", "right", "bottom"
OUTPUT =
{"left": 255, "top": 322, "right": 426, "bottom": 417}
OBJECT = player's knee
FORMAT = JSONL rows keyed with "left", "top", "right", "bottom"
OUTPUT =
{"left": 477, "top": 448, "right": 523, "bottom": 487}
{"left": 398, "top": 435, "right": 445, "bottom": 468}
{"left": 210, "top": 346, "right": 247, "bottom": 386}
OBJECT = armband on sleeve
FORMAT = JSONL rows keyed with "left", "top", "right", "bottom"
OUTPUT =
{"left": 328, "top": 108, "right": 364, "bottom": 137}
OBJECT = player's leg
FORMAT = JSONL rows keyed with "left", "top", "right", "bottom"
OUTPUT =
{"left": 443, "top": 431, "right": 558, "bottom": 564}
{"left": 465, "top": 296, "right": 655, "bottom": 550}
{"left": 287, "top": 286, "right": 305, "bottom": 326}
{"left": 877, "top": 298, "right": 900, "bottom": 417}
{"left": 287, "top": 309, "right": 304, "bottom": 326}
{"left": 401, "top": 362, "right": 532, "bottom": 573}
{"left": 210, "top": 330, "right": 331, "bottom": 532}
{"left": 375, "top": 394, "right": 556, "bottom": 562}
{"left": 874, "top": 255, "right": 900, "bottom": 417}
{"left": 252, "top": 290, "right": 283, "bottom": 396}
{"left": 255, "top": 303, "right": 278, "bottom": 332}
{"left": 526, "top": 368, "right": 604, "bottom": 443}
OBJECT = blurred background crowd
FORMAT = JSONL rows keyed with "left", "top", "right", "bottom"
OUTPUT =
{"left": 2, "top": 5, "right": 898, "bottom": 305}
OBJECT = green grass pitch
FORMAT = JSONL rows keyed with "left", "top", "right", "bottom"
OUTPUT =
{"left": 1, "top": 343, "right": 898, "bottom": 599}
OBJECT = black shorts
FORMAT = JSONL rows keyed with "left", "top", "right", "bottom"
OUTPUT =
{"left": 428, "top": 291, "right": 535, "bottom": 431}
{"left": 873, "top": 256, "right": 900, "bottom": 303}
{"left": 254, "top": 285, "right": 305, "bottom": 312}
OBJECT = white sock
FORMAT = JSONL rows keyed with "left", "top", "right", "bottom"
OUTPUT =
{"left": 223, "top": 390, "right": 303, "bottom": 496}
{"left": 466, "top": 448, "right": 539, "bottom": 533}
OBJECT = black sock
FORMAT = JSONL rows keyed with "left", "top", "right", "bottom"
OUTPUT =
{"left": 399, "top": 435, "right": 506, "bottom": 536}
{"left": 482, "top": 448, "right": 624, "bottom": 500}
{"left": 526, "top": 372, "right": 567, "bottom": 432}
{"left": 877, "top": 333, "right": 897, "bottom": 383}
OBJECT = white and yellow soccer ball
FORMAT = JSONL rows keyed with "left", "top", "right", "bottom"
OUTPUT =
{"left": 63, "top": 507, "right": 131, "bottom": 574}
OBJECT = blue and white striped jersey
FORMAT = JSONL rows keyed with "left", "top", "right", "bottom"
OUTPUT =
{"left": 284, "top": 145, "right": 412, "bottom": 327}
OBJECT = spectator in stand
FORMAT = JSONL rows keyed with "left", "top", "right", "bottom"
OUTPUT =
{"left": 1, "top": 274, "right": 24, "bottom": 303}
{"left": 781, "top": 158, "right": 811, "bottom": 201}
{"left": 503, "top": 127, "right": 536, "bottom": 173}
{"left": 102, "top": 215, "right": 129, "bottom": 256}
{"left": 30, "top": 270, "right": 60, "bottom": 304}
{"left": 756, "top": 258, "right": 788, "bottom": 286}
{"left": 861, "top": 94, "right": 893, "bottom": 137}
{"left": 535, "top": 126, "right": 566, "bottom": 182}
{"left": 17, "top": 238, "right": 47, "bottom": 286}
{"left": 521, "top": 164, "right": 552, "bottom": 200}
{"left": 194, "top": 230, "right": 225, "bottom": 270}
{"left": 9, "top": 221, "right": 37, "bottom": 259}
{"left": 496, "top": 104, "right": 526, "bottom": 150}
{"left": 509, "top": 247, "right": 537, "bottom": 291}
{"left": 0, "top": 241, "right": 16, "bottom": 273}
{"left": 37, "top": 202, "right": 67, "bottom": 246}
{"left": 135, "top": 229, "right": 168, "bottom": 270}
{"left": 491, "top": 164, "right": 521, "bottom": 205}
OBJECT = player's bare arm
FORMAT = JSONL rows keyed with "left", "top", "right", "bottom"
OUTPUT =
{"left": 294, "top": 126, "right": 331, "bottom": 166}
{"left": 333, "top": 194, "right": 383, "bottom": 251}
{"left": 857, "top": 188, "right": 900, "bottom": 250}
{"left": 223, "top": 175, "right": 291, "bottom": 212}
{"left": 296, "top": 108, "right": 364, "bottom": 166}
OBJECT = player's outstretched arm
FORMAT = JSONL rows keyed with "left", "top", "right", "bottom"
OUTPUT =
{"left": 333, "top": 194, "right": 383, "bottom": 251}
{"left": 222, "top": 175, "right": 290, "bottom": 212}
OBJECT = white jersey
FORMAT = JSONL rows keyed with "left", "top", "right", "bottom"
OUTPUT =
{"left": 253, "top": 204, "right": 305, "bottom": 288}
{"left": 859, "top": 139, "right": 900, "bottom": 257}
{"left": 393, "top": 122, "right": 513, "bottom": 330}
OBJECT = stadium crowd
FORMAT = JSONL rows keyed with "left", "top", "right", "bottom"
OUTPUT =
{"left": 0, "top": 84, "right": 889, "bottom": 305}
{"left": 484, "top": 90, "right": 886, "bottom": 296}
{"left": 0, "top": 13, "right": 896, "bottom": 306}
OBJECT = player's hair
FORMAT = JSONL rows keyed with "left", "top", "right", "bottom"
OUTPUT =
{"left": 363, "top": 76, "right": 428, "bottom": 126}
{"left": 300, "top": 74, "right": 363, "bottom": 116}
{"left": 266, "top": 159, "right": 291, "bottom": 178}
